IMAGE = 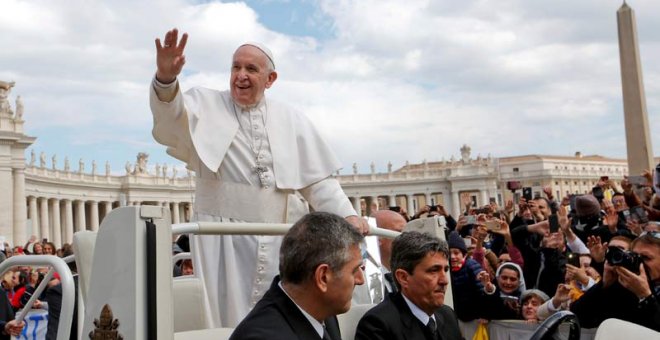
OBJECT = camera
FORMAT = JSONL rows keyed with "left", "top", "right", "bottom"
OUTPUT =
{"left": 628, "top": 175, "right": 648, "bottom": 186}
{"left": 549, "top": 214, "right": 560, "bottom": 233}
{"left": 592, "top": 186, "right": 604, "bottom": 202}
{"left": 522, "top": 187, "right": 533, "bottom": 201}
{"left": 484, "top": 220, "right": 501, "bottom": 231}
{"left": 605, "top": 246, "right": 641, "bottom": 274}
{"left": 389, "top": 206, "right": 401, "bottom": 213}
{"left": 568, "top": 194, "right": 579, "bottom": 212}
{"left": 631, "top": 206, "right": 649, "bottom": 224}
{"left": 566, "top": 252, "right": 580, "bottom": 267}
{"left": 429, "top": 205, "right": 438, "bottom": 212}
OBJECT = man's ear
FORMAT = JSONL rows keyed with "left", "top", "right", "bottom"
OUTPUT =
{"left": 265, "top": 71, "right": 278, "bottom": 89}
{"left": 394, "top": 268, "right": 408, "bottom": 290}
{"left": 314, "top": 264, "right": 331, "bottom": 293}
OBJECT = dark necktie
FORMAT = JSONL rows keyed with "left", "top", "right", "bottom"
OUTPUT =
{"left": 427, "top": 318, "right": 437, "bottom": 336}
{"left": 322, "top": 327, "right": 332, "bottom": 340}
{"left": 384, "top": 272, "right": 397, "bottom": 293}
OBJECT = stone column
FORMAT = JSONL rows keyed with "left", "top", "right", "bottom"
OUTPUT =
{"left": 89, "top": 201, "right": 99, "bottom": 231}
{"left": 12, "top": 168, "right": 26, "bottom": 246}
{"left": 172, "top": 202, "right": 180, "bottom": 224}
{"left": 425, "top": 193, "right": 432, "bottom": 206}
{"left": 39, "top": 197, "right": 50, "bottom": 241}
{"left": 50, "top": 199, "right": 62, "bottom": 248}
{"left": 28, "top": 196, "right": 39, "bottom": 238}
{"left": 0, "top": 167, "right": 13, "bottom": 244}
{"left": 351, "top": 197, "right": 361, "bottom": 217}
{"left": 618, "top": 3, "right": 655, "bottom": 175}
{"left": 75, "top": 200, "right": 86, "bottom": 232}
{"left": 452, "top": 191, "right": 461, "bottom": 218}
{"left": 103, "top": 201, "right": 113, "bottom": 224}
{"left": 179, "top": 204, "right": 186, "bottom": 222}
{"left": 186, "top": 203, "right": 193, "bottom": 222}
{"left": 367, "top": 196, "right": 378, "bottom": 215}
{"left": 480, "top": 190, "right": 489, "bottom": 207}
{"left": 388, "top": 195, "right": 396, "bottom": 208}
{"left": 406, "top": 194, "right": 415, "bottom": 217}
{"left": 442, "top": 191, "right": 453, "bottom": 217}
{"left": 163, "top": 202, "right": 174, "bottom": 224}
{"left": 64, "top": 199, "right": 74, "bottom": 244}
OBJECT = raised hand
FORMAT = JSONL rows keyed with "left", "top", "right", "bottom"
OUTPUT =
{"left": 566, "top": 264, "right": 589, "bottom": 285}
{"left": 617, "top": 263, "right": 652, "bottom": 299}
{"left": 603, "top": 205, "right": 619, "bottom": 233}
{"left": 543, "top": 186, "right": 553, "bottom": 199}
{"left": 621, "top": 176, "right": 632, "bottom": 193}
{"left": 155, "top": 28, "right": 189, "bottom": 84}
{"left": 477, "top": 270, "right": 495, "bottom": 293}
{"left": 587, "top": 235, "right": 607, "bottom": 263}
{"left": 551, "top": 284, "right": 572, "bottom": 309}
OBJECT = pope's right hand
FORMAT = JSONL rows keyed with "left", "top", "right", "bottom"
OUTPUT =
{"left": 155, "top": 28, "right": 188, "bottom": 84}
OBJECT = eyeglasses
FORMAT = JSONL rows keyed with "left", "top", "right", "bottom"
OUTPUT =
{"left": 639, "top": 231, "right": 660, "bottom": 238}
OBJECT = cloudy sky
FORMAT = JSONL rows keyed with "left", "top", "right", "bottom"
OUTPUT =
{"left": 1, "top": 0, "right": 659, "bottom": 175}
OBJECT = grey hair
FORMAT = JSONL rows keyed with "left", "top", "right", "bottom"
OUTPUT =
{"left": 280, "top": 212, "right": 364, "bottom": 284}
{"left": 390, "top": 231, "right": 449, "bottom": 289}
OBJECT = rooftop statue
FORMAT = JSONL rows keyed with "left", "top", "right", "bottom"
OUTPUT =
{"left": 0, "top": 80, "right": 15, "bottom": 116}
{"left": 132, "top": 152, "right": 149, "bottom": 175}
{"left": 460, "top": 144, "right": 471, "bottom": 164}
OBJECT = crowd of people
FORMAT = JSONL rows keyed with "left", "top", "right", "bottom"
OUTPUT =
{"left": 0, "top": 238, "right": 78, "bottom": 339}
{"left": 392, "top": 172, "right": 660, "bottom": 335}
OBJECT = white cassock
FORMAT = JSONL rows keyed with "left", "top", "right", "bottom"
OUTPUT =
{"left": 150, "top": 79, "right": 356, "bottom": 327}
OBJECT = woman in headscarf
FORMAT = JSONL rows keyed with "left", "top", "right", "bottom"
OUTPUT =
{"left": 479, "top": 262, "right": 526, "bottom": 319}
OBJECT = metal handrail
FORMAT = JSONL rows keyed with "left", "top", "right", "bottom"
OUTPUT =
{"left": 172, "top": 252, "right": 191, "bottom": 264}
{"left": 172, "top": 221, "right": 401, "bottom": 239}
{"left": 0, "top": 255, "right": 74, "bottom": 340}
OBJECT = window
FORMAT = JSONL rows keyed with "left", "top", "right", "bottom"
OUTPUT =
{"left": 513, "top": 168, "right": 519, "bottom": 172}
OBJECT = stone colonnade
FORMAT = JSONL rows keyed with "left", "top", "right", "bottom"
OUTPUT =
{"left": 25, "top": 195, "right": 192, "bottom": 248}
{"left": 347, "top": 188, "right": 495, "bottom": 218}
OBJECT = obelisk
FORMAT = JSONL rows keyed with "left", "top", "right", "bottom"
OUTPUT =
{"left": 617, "top": 2, "right": 654, "bottom": 175}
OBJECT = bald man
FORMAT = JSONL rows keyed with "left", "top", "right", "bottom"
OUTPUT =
{"left": 150, "top": 28, "right": 368, "bottom": 327}
{"left": 374, "top": 210, "right": 407, "bottom": 294}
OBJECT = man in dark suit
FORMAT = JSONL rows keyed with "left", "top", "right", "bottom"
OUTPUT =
{"left": 230, "top": 212, "right": 365, "bottom": 340}
{"left": 0, "top": 288, "right": 24, "bottom": 340}
{"left": 355, "top": 231, "right": 463, "bottom": 340}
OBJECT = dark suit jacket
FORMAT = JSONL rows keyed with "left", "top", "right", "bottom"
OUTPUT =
{"left": 0, "top": 291, "right": 15, "bottom": 340}
{"left": 355, "top": 292, "right": 463, "bottom": 340}
{"left": 229, "top": 276, "right": 341, "bottom": 340}
{"left": 44, "top": 275, "right": 79, "bottom": 340}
